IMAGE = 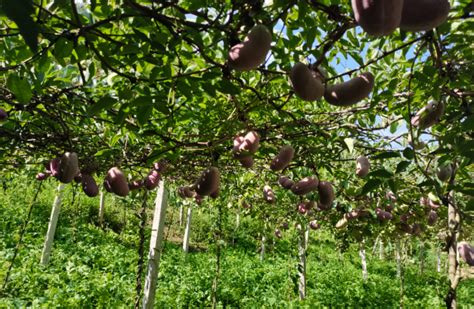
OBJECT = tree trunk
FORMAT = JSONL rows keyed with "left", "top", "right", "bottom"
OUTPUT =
{"left": 41, "top": 184, "right": 65, "bottom": 265}
{"left": 99, "top": 190, "right": 105, "bottom": 228}
{"left": 142, "top": 181, "right": 168, "bottom": 309}
{"left": 298, "top": 229, "right": 307, "bottom": 300}
{"left": 183, "top": 207, "right": 192, "bottom": 253}
{"left": 359, "top": 241, "right": 368, "bottom": 281}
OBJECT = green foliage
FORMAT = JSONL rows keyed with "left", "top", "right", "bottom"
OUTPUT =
{"left": 0, "top": 179, "right": 473, "bottom": 307}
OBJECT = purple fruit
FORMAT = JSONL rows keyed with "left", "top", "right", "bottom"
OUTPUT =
{"left": 129, "top": 179, "right": 144, "bottom": 190}
{"left": 309, "top": 220, "right": 320, "bottom": 230}
{"left": 145, "top": 169, "right": 160, "bottom": 190}
{"left": 82, "top": 174, "right": 99, "bottom": 197}
{"left": 0, "top": 108, "right": 8, "bottom": 121}
{"left": 49, "top": 158, "right": 61, "bottom": 177}
{"left": 36, "top": 172, "right": 49, "bottom": 181}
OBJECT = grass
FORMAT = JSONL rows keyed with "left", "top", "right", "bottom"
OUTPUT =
{"left": 0, "top": 177, "right": 472, "bottom": 307}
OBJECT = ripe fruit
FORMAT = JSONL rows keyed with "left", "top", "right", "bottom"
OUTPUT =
{"left": 324, "top": 72, "right": 374, "bottom": 106}
{"left": 317, "top": 202, "right": 332, "bottom": 211}
{"left": 103, "top": 179, "right": 113, "bottom": 193}
{"left": 195, "top": 194, "right": 203, "bottom": 205}
{"left": 427, "top": 210, "right": 438, "bottom": 226}
{"left": 129, "top": 179, "right": 144, "bottom": 190}
{"left": 297, "top": 202, "right": 307, "bottom": 214}
{"left": 239, "top": 156, "right": 254, "bottom": 168}
{"left": 82, "top": 174, "right": 99, "bottom": 197}
{"left": 356, "top": 155, "right": 370, "bottom": 177}
{"left": 386, "top": 191, "right": 397, "bottom": 202}
{"left": 400, "top": 0, "right": 450, "bottom": 32}
{"left": 411, "top": 223, "right": 423, "bottom": 236}
{"left": 457, "top": 241, "right": 474, "bottom": 266}
{"left": 270, "top": 145, "right": 294, "bottom": 171}
{"left": 240, "top": 131, "right": 260, "bottom": 154}
{"left": 309, "top": 220, "right": 320, "bottom": 230}
{"left": 399, "top": 222, "right": 412, "bottom": 233}
{"left": 228, "top": 25, "right": 272, "bottom": 71}
{"left": 153, "top": 161, "right": 167, "bottom": 173}
{"left": 263, "top": 185, "right": 276, "bottom": 204}
{"left": 232, "top": 131, "right": 260, "bottom": 158}
{"left": 385, "top": 203, "right": 394, "bottom": 212}
{"left": 194, "top": 167, "right": 220, "bottom": 196}
{"left": 242, "top": 201, "right": 252, "bottom": 209}
{"left": 210, "top": 186, "right": 220, "bottom": 199}
{"left": 437, "top": 164, "right": 452, "bottom": 182}
{"left": 49, "top": 158, "right": 60, "bottom": 177}
{"left": 57, "top": 152, "right": 80, "bottom": 184}
{"left": 290, "top": 63, "right": 324, "bottom": 101}
{"left": 178, "top": 186, "right": 195, "bottom": 198}
{"left": 232, "top": 136, "right": 246, "bottom": 159}
{"left": 411, "top": 100, "right": 445, "bottom": 129}
{"left": 74, "top": 174, "right": 82, "bottom": 183}
{"left": 145, "top": 170, "right": 160, "bottom": 190}
{"left": 304, "top": 200, "right": 316, "bottom": 210}
{"left": 352, "top": 0, "right": 404, "bottom": 36}
{"left": 278, "top": 176, "right": 294, "bottom": 189}
{"left": 36, "top": 172, "right": 49, "bottom": 181}
{"left": 0, "top": 108, "right": 8, "bottom": 121}
{"left": 104, "top": 167, "right": 129, "bottom": 197}
{"left": 375, "top": 208, "right": 393, "bottom": 221}
{"left": 318, "top": 181, "right": 334, "bottom": 208}
{"left": 291, "top": 176, "right": 319, "bottom": 195}
{"left": 346, "top": 210, "right": 360, "bottom": 220}
{"left": 274, "top": 229, "right": 282, "bottom": 239}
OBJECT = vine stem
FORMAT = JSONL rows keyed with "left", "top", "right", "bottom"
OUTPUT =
{"left": 1, "top": 181, "right": 43, "bottom": 293}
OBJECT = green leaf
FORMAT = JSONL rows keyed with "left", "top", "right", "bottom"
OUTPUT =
{"left": 360, "top": 179, "right": 382, "bottom": 196}
{"left": 54, "top": 38, "right": 74, "bottom": 59}
{"left": 396, "top": 161, "right": 411, "bottom": 174}
{"left": 461, "top": 116, "right": 474, "bottom": 132}
{"left": 6, "top": 74, "right": 32, "bottom": 103}
{"left": 137, "top": 105, "right": 153, "bottom": 126}
{"left": 343, "top": 138, "right": 354, "bottom": 154}
{"left": 466, "top": 199, "right": 474, "bottom": 211}
{"left": 402, "top": 147, "right": 415, "bottom": 160}
{"left": 88, "top": 96, "right": 117, "bottom": 115}
{"left": 218, "top": 80, "right": 240, "bottom": 95}
{"left": 372, "top": 151, "right": 400, "bottom": 160}
{"left": 94, "top": 148, "right": 115, "bottom": 157}
{"left": 368, "top": 169, "right": 393, "bottom": 179}
{"left": 1, "top": 0, "right": 39, "bottom": 52}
